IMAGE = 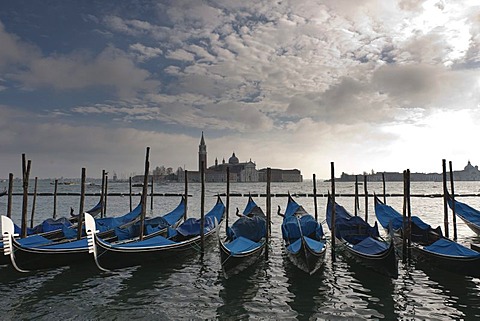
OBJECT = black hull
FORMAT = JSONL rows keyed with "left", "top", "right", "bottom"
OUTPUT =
{"left": 0, "top": 253, "right": 9, "bottom": 266}
{"left": 8, "top": 241, "right": 93, "bottom": 272}
{"left": 413, "top": 246, "right": 480, "bottom": 278}
{"left": 94, "top": 229, "right": 218, "bottom": 270}
{"left": 341, "top": 240, "right": 398, "bottom": 278}
{"left": 285, "top": 239, "right": 326, "bottom": 275}
{"left": 219, "top": 239, "right": 265, "bottom": 279}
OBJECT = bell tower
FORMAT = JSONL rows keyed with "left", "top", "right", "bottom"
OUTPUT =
{"left": 198, "top": 132, "right": 207, "bottom": 172}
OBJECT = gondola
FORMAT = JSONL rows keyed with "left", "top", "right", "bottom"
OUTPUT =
{"left": 85, "top": 196, "right": 225, "bottom": 271}
{"left": 279, "top": 194, "right": 326, "bottom": 275}
{"left": 0, "top": 198, "right": 108, "bottom": 267}
{"left": 326, "top": 195, "right": 398, "bottom": 278}
{"left": 446, "top": 193, "right": 480, "bottom": 235}
{"left": 219, "top": 195, "right": 267, "bottom": 278}
{"left": 374, "top": 196, "right": 480, "bottom": 277}
{"left": 9, "top": 197, "right": 105, "bottom": 241}
{"left": 374, "top": 195, "right": 442, "bottom": 245}
{"left": 1, "top": 197, "right": 186, "bottom": 272}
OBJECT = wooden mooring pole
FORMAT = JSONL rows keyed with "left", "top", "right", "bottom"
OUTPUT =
{"left": 7, "top": 173, "right": 13, "bottom": 218}
{"left": 226, "top": 167, "right": 230, "bottom": 231}
{"left": 265, "top": 167, "right": 271, "bottom": 260}
{"left": 330, "top": 162, "right": 336, "bottom": 261}
{"left": 354, "top": 175, "right": 359, "bottom": 216}
{"left": 313, "top": 173, "right": 318, "bottom": 221}
{"left": 150, "top": 176, "right": 154, "bottom": 212}
{"left": 382, "top": 172, "right": 387, "bottom": 204}
{"left": 77, "top": 168, "right": 86, "bottom": 240}
{"left": 104, "top": 174, "right": 108, "bottom": 217}
{"left": 139, "top": 147, "right": 150, "bottom": 241}
{"left": 402, "top": 170, "right": 407, "bottom": 263}
{"left": 30, "top": 177, "right": 38, "bottom": 229}
{"left": 129, "top": 176, "right": 132, "bottom": 212}
{"left": 21, "top": 154, "right": 31, "bottom": 238}
{"left": 364, "top": 175, "right": 368, "bottom": 223}
{"left": 200, "top": 160, "right": 205, "bottom": 254}
{"left": 407, "top": 169, "right": 412, "bottom": 261}
{"left": 449, "top": 161, "right": 457, "bottom": 240}
{"left": 184, "top": 170, "right": 188, "bottom": 221}
{"left": 442, "top": 159, "right": 449, "bottom": 239}
{"left": 101, "top": 170, "right": 106, "bottom": 217}
{"left": 53, "top": 179, "right": 58, "bottom": 219}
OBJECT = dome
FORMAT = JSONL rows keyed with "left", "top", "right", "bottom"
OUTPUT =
{"left": 228, "top": 152, "right": 239, "bottom": 164}
{"left": 465, "top": 161, "right": 474, "bottom": 171}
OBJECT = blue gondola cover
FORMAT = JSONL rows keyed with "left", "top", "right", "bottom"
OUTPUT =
{"left": 227, "top": 216, "right": 266, "bottom": 242}
{"left": 225, "top": 236, "right": 261, "bottom": 255}
{"left": 282, "top": 215, "right": 323, "bottom": 242}
{"left": 424, "top": 238, "right": 480, "bottom": 257}
{"left": 352, "top": 237, "right": 389, "bottom": 254}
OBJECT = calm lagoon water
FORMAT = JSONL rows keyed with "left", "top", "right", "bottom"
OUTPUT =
{"left": 1, "top": 179, "right": 480, "bottom": 320}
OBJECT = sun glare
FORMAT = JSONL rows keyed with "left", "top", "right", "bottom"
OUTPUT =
{"left": 400, "top": 0, "right": 471, "bottom": 64}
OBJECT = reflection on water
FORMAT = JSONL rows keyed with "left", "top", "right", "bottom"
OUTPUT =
{"left": 342, "top": 255, "right": 397, "bottom": 319}
{"left": 217, "top": 261, "right": 264, "bottom": 320}
{"left": 1, "top": 181, "right": 480, "bottom": 319}
{"left": 283, "top": 251, "right": 328, "bottom": 321}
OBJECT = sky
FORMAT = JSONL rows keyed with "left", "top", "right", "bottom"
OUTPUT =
{"left": 0, "top": 0, "right": 479, "bottom": 180}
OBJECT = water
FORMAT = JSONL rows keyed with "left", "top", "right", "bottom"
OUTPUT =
{"left": 1, "top": 180, "right": 480, "bottom": 320}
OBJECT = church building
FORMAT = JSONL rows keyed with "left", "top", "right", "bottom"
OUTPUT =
{"left": 177, "top": 133, "right": 302, "bottom": 183}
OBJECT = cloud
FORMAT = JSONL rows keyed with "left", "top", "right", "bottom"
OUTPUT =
{"left": 0, "top": 104, "right": 195, "bottom": 178}
{"left": 0, "top": 21, "right": 40, "bottom": 71}
{"left": 12, "top": 46, "right": 160, "bottom": 98}
{"left": 0, "top": 21, "right": 160, "bottom": 98}
{"left": 372, "top": 63, "right": 480, "bottom": 110}
{"left": 165, "top": 49, "right": 196, "bottom": 61}
{"left": 129, "top": 43, "right": 163, "bottom": 62}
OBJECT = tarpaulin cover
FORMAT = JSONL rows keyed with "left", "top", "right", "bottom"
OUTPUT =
{"left": 227, "top": 216, "right": 266, "bottom": 242}
{"left": 287, "top": 238, "right": 302, "bottom": 254}
{"left": 40, "top": 217, "right": 73, "bottom": 233}
{"left": 284, "top": 197, "right": 301, "bottom": 218}
{"left": 225, "top": 236, "right": 262, "bottom": 255}
{"left": 243, "top": 197, "right": 259, "bottom": 216}
{"left": 113, "top": 235, "right": 176, "bottom": 248}
{"left": 62, "top": 225, "right": 78, "bottom": 239}
{"left": 17, "top": 234, "right": 52, "bottom": 247}
{"left": 114, "top": 217, "right": 170, "bottom": 241}
{"left": 95, "top": 202, "right": 142, "bottom": 232}
{"left": 14, "top": 224, "right": 38, "bottom": 236}
{"left": 282, "top": 215, "right": 323, "bottom": 242}
{"left": 176, "top": 199, "right": 225, "bottom": 237}
{"left": 326, "top": 197, "right": 381, "bottom": 243}
{"left": 352, "top": 237, "right": 389, "bottom": 255}
{"left": 326, "top": 197, "right": 352, "bottom": 229}
{"left": 304, "top": 236, "right": 325, "bottom": 253}
{"left": 161, "top": 197, "right": 186, "bottom": 225}
{"left": 114, "top": 197, "right": 185, "bottom": 241}
{"left": 374, "top": 199, "right": 431, "bottom": 231}
{"left": 334, "top": 216, "right": 380, "bottom": 245}
{"left": 39, "top": 238, "right": 89, "bottom": 250}
{"left": 374, "top": 197, "right": 443, "bottom": 244}
{"left": 448, "top": 196, "right": 480, "bottom": 226}
{"left": 424, "top": 238, "right": 480, "bottom": 257}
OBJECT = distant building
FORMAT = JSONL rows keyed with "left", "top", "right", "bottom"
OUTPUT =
{"left": 336, "top": 161, "right": 480, "bottom": 182}
{"left": 258, "top": 168, "right": 303, "bottom": 182}
{"left": 177, "top": 133, "right": 302, "bottom": 183}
